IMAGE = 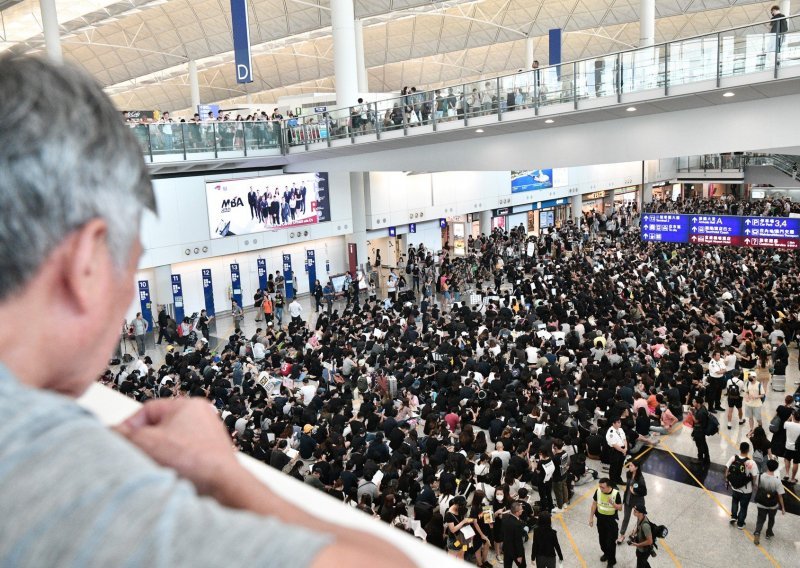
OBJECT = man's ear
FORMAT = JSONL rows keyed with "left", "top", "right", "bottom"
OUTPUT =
{"left": 63, "top": 219, "right": 111, "bottom": 314}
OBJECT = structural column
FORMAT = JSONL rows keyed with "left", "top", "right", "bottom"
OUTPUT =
{"left": 571, "top": 194, "right": 583, "bottom": 224}
{"left": 345, "top": 172, "right": 370, "bottom": 272}
{"left": 354, "top": 19, "right": 368, "bottom": 93}
{"left": 330, "top": 0, "right": 359, "bottom": 108}
{"left": 479, "top": 210, "right": 493, "bottom": 235}
{"left": 188, "top": 60, "right": 201, "bottom": 112}
{"left": 525, "top": 36, "right": 534, "bottom": 69}
{"left": 780, "top": 1, "right": 791, "bottom": 17}
{"left": 39, "top": 0, "right": 63, "bottom": 63}
{"left": 640, "top": 183, "right": 653, "bottom": 210}
{"left": 639, "top": 0, "right": 655, "bottom": 47}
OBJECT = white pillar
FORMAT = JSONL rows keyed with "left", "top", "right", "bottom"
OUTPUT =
{"left": 346, "top": 172, "right": 369, "bottom": 272}
{"left": 479, "top": 210, "right": 493, "bottom": 235}
{"left": 188, "top": 60, "right": 201, "bottom": 111}
{"left": 640, "top": 183, "right": 653, "bottom": 210}
{"left": 571, "top": 195, "right": 583, "bottom": 223}
{"left": 354, "top": 19, "right": 368, "bottom": 93}
{"left": 331, "top": 0, "right": 359, "bottom": 108}
{"left": 780, "top": 1, "right": 791, "bottom": 16}
{"left": 639, "top": 0, "right": 655, "bottom": 47}
{"left": 525, "top": 37, "right": 534, "bottom": 69}
{"left": 39, "top": 0, "right": 63, "bottom": 63}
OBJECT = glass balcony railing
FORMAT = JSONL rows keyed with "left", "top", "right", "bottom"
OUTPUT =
{"left": 136, "top": 16, "right": 800, "bottom": 162}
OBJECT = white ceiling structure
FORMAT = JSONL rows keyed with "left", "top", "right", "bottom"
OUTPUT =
{"left": 0, "top": 0, "right": 782, "bottom": 112}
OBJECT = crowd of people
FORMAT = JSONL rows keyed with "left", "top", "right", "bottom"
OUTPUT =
{"left": 106, "top": 197, "right": 799, "bottom": 567}
{"left": 644, "top": 194, "right": 800, "bottom": 217}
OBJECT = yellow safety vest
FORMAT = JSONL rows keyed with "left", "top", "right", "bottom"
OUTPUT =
{"left": 596, "top": 488, "right": 619, "bottom": 516}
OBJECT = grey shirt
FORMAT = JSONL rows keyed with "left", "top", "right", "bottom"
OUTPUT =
{"left": 0, "top": 363, "right": 331, "bottom": 567}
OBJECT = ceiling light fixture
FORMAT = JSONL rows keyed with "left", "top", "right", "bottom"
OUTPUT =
{"left": 626, "top": 106, "right": 637, "bottom": 112}
{"left": 475, "top": 128, "right": 484, "bottom": 133}
{"left": 723, "top": 92, "right": 735, "bottom": 97}
{"left": 544, "top": 119, "right": 554, "bottom": 124}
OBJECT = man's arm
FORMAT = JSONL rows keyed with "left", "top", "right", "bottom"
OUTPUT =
{"left": 118, "top": 398, "right": 414, "bottom": 567}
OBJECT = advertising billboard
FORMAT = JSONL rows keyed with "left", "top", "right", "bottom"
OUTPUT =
{"left": 206, "top": 172, "right": 330, "bottom": 239}
{"left": 511, "top": 168, "right": 568, "bottom": 193}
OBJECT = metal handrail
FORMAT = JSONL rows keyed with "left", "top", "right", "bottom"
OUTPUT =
{"left": 133, "top": 15, "right": 798, "bottom": 161}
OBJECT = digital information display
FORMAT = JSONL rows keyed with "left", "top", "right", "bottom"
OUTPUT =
{"left": 641, "top": 214, "right": 800, "bottom": 250}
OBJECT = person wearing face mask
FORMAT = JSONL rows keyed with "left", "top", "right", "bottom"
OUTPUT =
{"left": 491, "top": 485, "right": 512, "bottom": 561}
{"left": 651, "top": 400, "right": 678, "bottom": 435}
{"left": 617, "top": 459, "right": 647, "bottom": 544}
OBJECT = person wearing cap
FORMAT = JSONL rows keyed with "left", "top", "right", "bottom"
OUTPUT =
{"left": 589, "top": 478, "right": 622, "bottom": 567}
{"left": 299, "top": 424, "right": 318, "bottom": 459}
{"left": 627, "top": 503, "right": 654, "bottom": 567}
{"left": 606, "top": 416, "right": 628, "bottom": 487}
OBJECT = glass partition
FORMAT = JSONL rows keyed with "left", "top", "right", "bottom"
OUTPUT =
{"left": 134, "top": 15, "right": 798, "bottom": 160}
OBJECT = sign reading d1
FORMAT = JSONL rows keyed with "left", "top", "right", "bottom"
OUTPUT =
{"left": 230, "top": 0, "right": 253, "bottom": 83}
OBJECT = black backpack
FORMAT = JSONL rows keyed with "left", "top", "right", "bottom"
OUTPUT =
{"left": 727, "top": 456, "right": 749, "bottom": 489}
{"left": 755, "top": 476, "right": 780, "bottom": 508}
{"left": 705, "top": 413, "right": 720, "bottom": 436}
{"left": 644, "top": 518, "right": 669, "bottom": 548}
{"left": 726, "top": 379, "right": 741, "bottom": 400}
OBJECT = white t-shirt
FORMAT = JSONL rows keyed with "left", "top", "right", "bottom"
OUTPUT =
{"left": 606, "top": 426, "right": 627, "bottom": 450}
{"left": 784, "top": 421, "right": 800, "bottom": 451}
{"left": 300, "top": 384, "right": 316, "bottom": 406}
{"left": 725, "top": 455, "right": 758, "bottom": 493}
{"left": 288, "top": 301, "right": 303, "bottom": 318}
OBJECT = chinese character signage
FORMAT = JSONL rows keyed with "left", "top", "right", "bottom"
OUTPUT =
{"left": 641, "top": 214, "right": 799, "bottom": 250}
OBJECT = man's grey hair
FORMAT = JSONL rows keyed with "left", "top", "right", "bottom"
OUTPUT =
{"left": 0, "top": 56, "right": 155, "bottom": 300}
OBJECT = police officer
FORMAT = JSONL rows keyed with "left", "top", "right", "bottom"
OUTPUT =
{"left": 589, "top": 478, "right": 623, "bottom": 567}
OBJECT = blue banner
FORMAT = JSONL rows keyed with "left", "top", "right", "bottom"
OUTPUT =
{"left": 511, "top": 169, "right": 553, "bottom": 193}
{"left": 282, "top": 253, "right": 294, "bottom": 299}
{"left": 171, "top": 274, "right": 185, "bottom": 323}
{"left": 641, "top": 214, "right": 800, "bottom": 250}
{"left": 137, "top": 280, "right": 153, "bottom": 329}
{"left": 202, "top": 269, "right": 215, "bottom": 316}
{"left": 409, "top": 223, "right": 416, "bottom": 233}
{"left": 230, "top": 0, "right": 253, "bottom": 83}
{"left": 549, "top": 28, "right": 562, "bottom": 77}
{"left": 306, "top": 250, "right": 316, "bottom": 294}
{"left": 230, "top": 263, "right": 243, "bottom": 309}
{"left": 257, "top": 258, "right": 267, "bottom": 291}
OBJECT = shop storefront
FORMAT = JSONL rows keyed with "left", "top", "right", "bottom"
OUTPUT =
{"left": 612, "top": 185, "right": 639, "bottom": 207}
{"left": 510, "top": 198, "right": 570, "bottom": 236}
{"left": 443, "top": 215, "right": 468, "bottom": 256}
{"left": 581, "top": 190, "right": 607, "bottom": 214}
{"left": 492, "top": 207, "right": 511, "bottom": 231}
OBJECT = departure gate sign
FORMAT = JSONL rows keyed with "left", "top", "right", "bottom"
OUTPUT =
{"left": 640, "top": 214, "right": 799, "bottom": 250}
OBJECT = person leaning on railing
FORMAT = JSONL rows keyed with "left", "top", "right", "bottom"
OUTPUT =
{"left": 0, "top": 54, "right": 414, "bottom": 568}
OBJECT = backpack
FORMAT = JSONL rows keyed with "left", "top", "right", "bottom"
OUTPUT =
{"left": 726, "top": 379, "right": 741, "bottom": 400}
{"left": 727, "top": 456, "right": 749, "bottom": 489}
{"left": 558, "top": 452, "right": 571, "bottom": 478}
{"left": 357, "top": 375, "right": 369, "bottom": 393}
{"left": 705, "top": 413, "right": 720, "bottom": 436}
{"left": 644, "top": 519, "right": 669, "bottom": 548}
{"left": 755, "top": 476, "right": 780, "bottom": 508}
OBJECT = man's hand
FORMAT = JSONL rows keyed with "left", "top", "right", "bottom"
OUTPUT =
{"left": 115, "top": 398, "right": 238, "bottom": 495}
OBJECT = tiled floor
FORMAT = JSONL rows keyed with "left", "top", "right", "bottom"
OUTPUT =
{"left": 133, "top": 292, "right": 800, "bottom": 568}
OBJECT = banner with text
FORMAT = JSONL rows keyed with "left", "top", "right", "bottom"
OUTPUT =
{"left": 230, "top": 263, "right": 243, "bottom": 308}
{"left": 641, "top": 214, "right": 800, "bottom": 250}
{"left": 202, "top": 269, "right": 215, "bottom": 316}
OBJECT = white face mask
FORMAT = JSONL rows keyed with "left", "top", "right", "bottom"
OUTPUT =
{"left": 495, "top": 493, "right": 504, "bottom": 501}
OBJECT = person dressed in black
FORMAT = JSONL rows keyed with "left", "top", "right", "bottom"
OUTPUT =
{"left": 313, "top": 279, "right": 323, "bottom": 313}
{"left": 589, "top": 478, "right": 623, "bottom": 567}
{"left": 530, "top": 512, "right": 563, "bottom": 568}
{"left": 156, "top": 305, "right": 170, "bottom": 345}
{"left": 501, "top": 501, "right": 526, "bottom": 568}
{"left": 769, "top": 5, "right": 789, "bottom": 52}
{"left": 253, "top": 288, "right": 264, "bottom": 322}
{"left": 196, "top": 309, "right": 212, "bottom": 341}
{"left": 692, "top": 397, "right": 711, "bottom": 466}
{"left": 618, "top": 459, "right": 647, "bottom": 544}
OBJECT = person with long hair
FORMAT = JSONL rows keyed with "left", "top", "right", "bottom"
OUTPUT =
{"left": 618, "top": 459, "right": 647, "bottom": 544}
{"left": 755, "top": 350, "right": 771, "bottom": 396}
{"left": 468, "top": 490, "right": 493, "bottom": 568}
{"left": 530, "top": 512, "right": 564, "bottom": 568}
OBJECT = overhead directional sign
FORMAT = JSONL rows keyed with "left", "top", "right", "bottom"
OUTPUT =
{"left": 641, "top": 214, "right": 799, "bottom": 250}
